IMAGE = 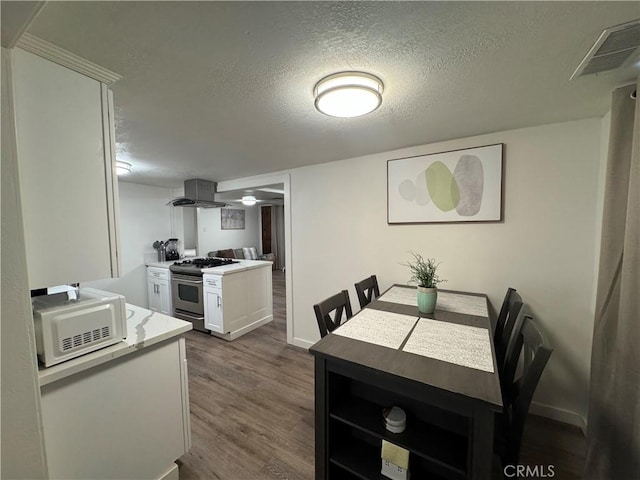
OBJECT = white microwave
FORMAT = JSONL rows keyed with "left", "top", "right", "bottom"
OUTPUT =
{"left": 32, "top": 287, "right": 126, "bottom": 367}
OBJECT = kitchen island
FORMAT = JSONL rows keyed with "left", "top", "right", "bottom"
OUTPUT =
{"left": 39, "top": 304, "right": 192, "bottom": 480}
{"left": 146, "top": 258, "right": 274, "bottom": 340}
{"left": 203, "top": 259, "right": 273, "bottom": 340}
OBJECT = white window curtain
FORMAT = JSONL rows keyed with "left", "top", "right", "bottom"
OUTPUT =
{"left": 584, "top": 82, "right": 639, "bottom": 479}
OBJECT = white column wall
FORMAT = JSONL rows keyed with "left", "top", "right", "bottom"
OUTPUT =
{"left": 1, "top": 46, "right": 48, "bottom": 478}
{"left": 288, "top": 118, "right": 602, "bottom": 426}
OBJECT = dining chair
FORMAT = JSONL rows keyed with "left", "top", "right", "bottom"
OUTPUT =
{"left": 500, "top": 309, "right": 528, "bottom": 395}
{"left": 495, "top": 315, "right": 553, "bottom": 467}
{"left": 494, "top": 288, "right": 524, "bottom": 372}
{"left": 313, "top": 290, "right": 353, "bottom": 338}
{"left": 354, "top": 274, "right": 380, "bottom": 309}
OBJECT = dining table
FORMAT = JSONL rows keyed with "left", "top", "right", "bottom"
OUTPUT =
{"left": 309, "top": 284, "right": 502, "bottom": 480}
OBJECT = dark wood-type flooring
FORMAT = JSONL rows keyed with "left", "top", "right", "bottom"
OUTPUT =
{"left": 178, "top": 271, "right": 585, "bottom": 479}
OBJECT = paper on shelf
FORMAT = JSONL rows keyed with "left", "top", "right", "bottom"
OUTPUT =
{"left": 333, "top": 309, "right": 418, "bottom": 349}
{"left": 381, "top": 440, "right": 409, "bottom": 468}
{"left": 402, "top": 319, "right": 494, "bottom": 372}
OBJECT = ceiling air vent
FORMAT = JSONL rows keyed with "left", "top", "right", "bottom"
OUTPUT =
{"left": 571, "top": 19, "right": 640, "bottom": 80}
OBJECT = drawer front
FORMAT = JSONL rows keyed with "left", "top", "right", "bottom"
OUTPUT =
{"left": 204, "top": 276, "right": 222, "bottom": 288}
{"left": 147, "top": 267, "right": 169, "bottom": 280}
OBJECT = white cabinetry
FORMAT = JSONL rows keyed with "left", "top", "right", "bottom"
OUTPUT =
{"left": 203, "top": 263, "right": 273, "bottom": 341}
{"left": 40, "top": 336, "right": 191, "bottom": 480}
{"left": 245, "top": 265, "right": 273, "bottom": 323}
{"left": 203, "top": 276, "right": 223, "bottom": 333}
{"left": 12, "top": 48, "right": 120, "bottom": 289}
{"left": 204, "top": 274, "right": 249, "bottom": 334}
{"left": 147, "top": 267, "right": 172, "bottom": 315}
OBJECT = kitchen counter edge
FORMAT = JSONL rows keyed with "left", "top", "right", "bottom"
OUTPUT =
{"left": 146, "top": 260, "right": 178, "bottom": 269}
{"left": 145, "top": 259, "right": 272, "bottom": 272}
{"left": 38, "top": 304, "right": 192, "bottom": 387}
{"left": 201, "top": 259, "right": 272, "bottom": 275}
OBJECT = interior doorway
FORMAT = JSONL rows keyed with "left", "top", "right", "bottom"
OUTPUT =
{"left": 213, "top": 176, "right": 292, "bottom": 344}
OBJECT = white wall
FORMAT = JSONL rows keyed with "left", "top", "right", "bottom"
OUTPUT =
{"left": 285, "top": 118, "right": 603, "bottom": 426}
{"left": 182, "top": 208, "right": 197, "bottom": 250}
{"left": 1, "top": 46, "right": 48, "bottom": 478}
{"left": 197, "top": 206, "right": 260, "bottom": 256}
{"left": 86, "top": 182, "right": 180, "bottom": 308}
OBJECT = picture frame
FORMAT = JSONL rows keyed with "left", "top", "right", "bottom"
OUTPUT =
{"left": 221, "top": 208, "right": 245, "bottom": 230}
{"left": 387, "top": 143, "right": 504, "bottom": 224}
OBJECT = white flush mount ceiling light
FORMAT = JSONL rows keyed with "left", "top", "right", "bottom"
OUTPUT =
{"left": 115, "top": 161, "right": 132, "bottom": 175}
{"left": 241, "top": 195, "right": 257, "bottom": 206}
{"left": 314, "top": 71, "right": 384, "bottom": 118}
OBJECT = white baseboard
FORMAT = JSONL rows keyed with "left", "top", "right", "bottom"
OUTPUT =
{"left": 159, "top": 463, "right": 179, "bottom": 480}
{"left": 530, "top": 401, "right": 587, "bottom": 435}
{"left": 210, "top": 315, "right": 273, "bottom": 341}
{"left": 292, "top": 337, "right": 315, "bottom": 350}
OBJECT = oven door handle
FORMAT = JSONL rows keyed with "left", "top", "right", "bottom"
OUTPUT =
{"left": 171, "top": 274, "right": 203, "bottom": 285}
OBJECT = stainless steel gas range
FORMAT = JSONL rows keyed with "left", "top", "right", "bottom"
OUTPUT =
{"left": 170, "top": 258, "right": 239, "bottom": 332}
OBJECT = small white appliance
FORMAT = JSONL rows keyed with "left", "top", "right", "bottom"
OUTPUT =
{"left": 32, "top": 287, "right": 126, "bottom": 367}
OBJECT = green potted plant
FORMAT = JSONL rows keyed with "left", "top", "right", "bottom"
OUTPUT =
{"left": 403, "top": 253, "right": 445, "bottom": 314}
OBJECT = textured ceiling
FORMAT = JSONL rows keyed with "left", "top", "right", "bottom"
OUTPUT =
{"left": 18, "top": 1, "right": 640, "bottom": 188}
{"left": 0, "top": 1, "right": 44, "bottom": 47}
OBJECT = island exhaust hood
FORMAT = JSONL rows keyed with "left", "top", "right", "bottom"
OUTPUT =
{"left": 169, "top": 179, "right": 229, "bottom": 208}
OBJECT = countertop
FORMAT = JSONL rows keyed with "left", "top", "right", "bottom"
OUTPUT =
{"left": 146, "top": 258, "right": 272, "bottom": 275}
{"left": 202, "top": 259, "right": 272, "bottom": 276}
{"left": 38, "top": 304, "right": 192, "bottom": 387}
{"left": 146, "top": 260, "right": 181, "bottom": 269}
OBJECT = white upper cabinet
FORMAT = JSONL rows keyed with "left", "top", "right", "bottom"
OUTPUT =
{"left": 12, "top": 48, "right": 120, "bottom": 289}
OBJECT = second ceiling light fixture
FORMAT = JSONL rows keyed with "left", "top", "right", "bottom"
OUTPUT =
{"left": 241, "top": 195, "right": 257, "bottom": 206}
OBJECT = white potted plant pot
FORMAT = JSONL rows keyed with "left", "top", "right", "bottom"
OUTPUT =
{"left": 417, "top": 286, "right": 437, "bottom": 314}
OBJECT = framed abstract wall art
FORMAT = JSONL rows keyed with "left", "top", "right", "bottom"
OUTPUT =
{"left": 387, "top": 143, "right": 504, "bottom": 224}
{"left": 221, "top": 208, "right": 245, "bottom": 230}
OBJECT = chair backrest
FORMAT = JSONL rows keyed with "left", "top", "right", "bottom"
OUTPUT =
{"left": 501, "top": 315, "right": 553, "bottom": 465}
{"left": 501, "top": 310, "right": 528, "bottom": 396}
{"left": 354, "top": 275, "right": 380, "bottom": 309}
{"left": 494, "top": 288, "right": 523, "bottom": 370}
{"left": 313, "top": 290, "right": 353, "bottom": 338}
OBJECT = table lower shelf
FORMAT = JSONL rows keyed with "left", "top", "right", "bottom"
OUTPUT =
{"left": 330, "top": 442, "right": 448, "bottom": 480}
{"left": 330, "top": 396, "right": 467, "bottom": 479}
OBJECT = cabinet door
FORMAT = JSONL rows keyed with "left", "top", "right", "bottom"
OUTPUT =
{"left": 204, "top": 288, "right": 223, "bottom": 333}
{"left": 157, "top": 280, "right": 172, "bottom": 315}
{"left": 40, "top": 339, "right": 189, "bottom": 479}
{"left": 12, "top": 49, "right": 119, "bottom": 289}
{"left": 147, "top": 280, "right": 160, "bottom": 313}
